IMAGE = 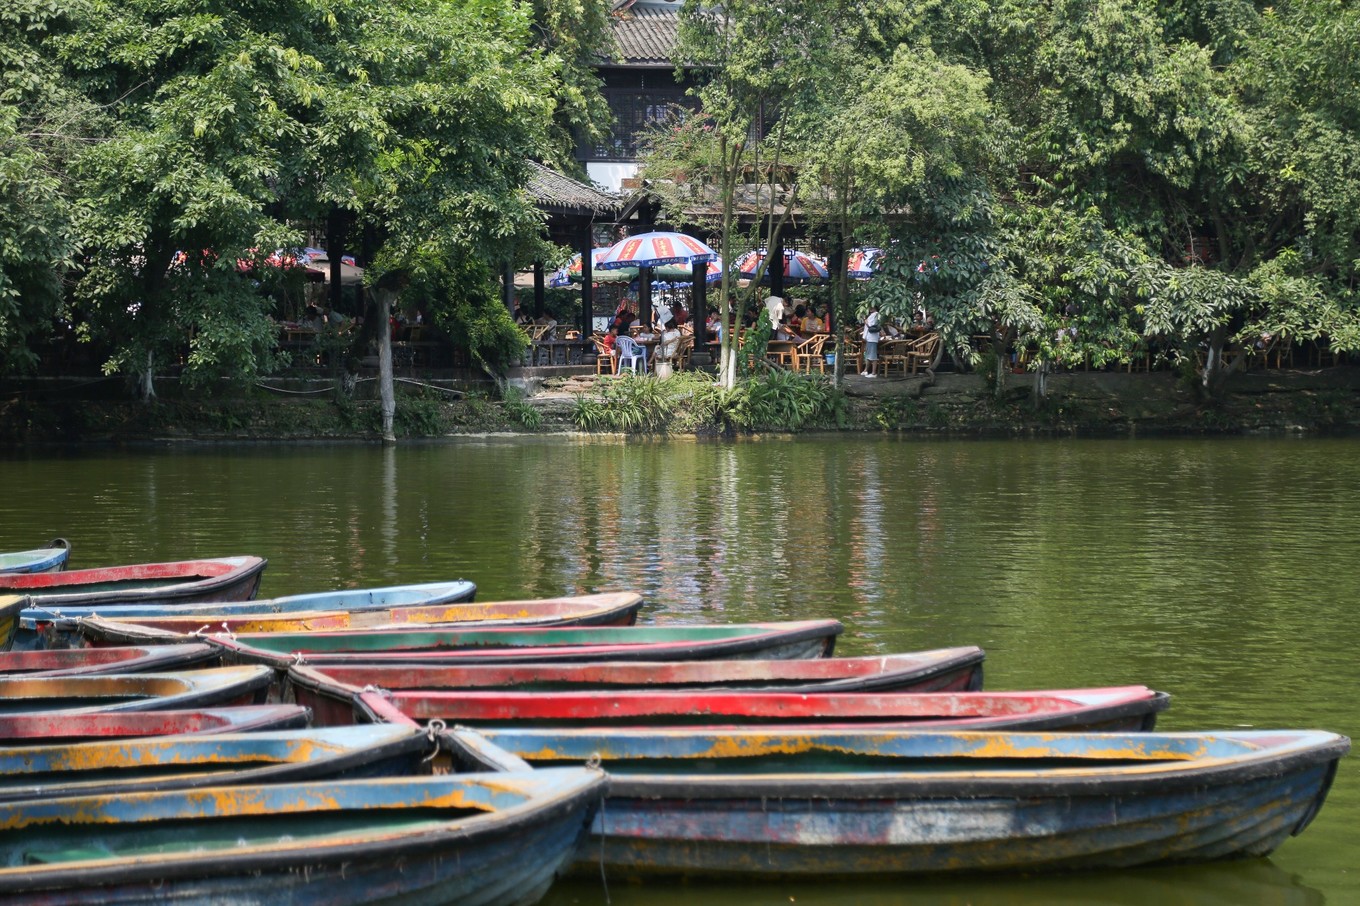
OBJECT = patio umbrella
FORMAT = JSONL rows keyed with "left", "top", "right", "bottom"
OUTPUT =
{"left": 847, "top": 247, "right": 882, "bottom": 280}
{"left": 598, "top": 232, "right": 719, "bottom": 328}
{"left": 550, "top": 249, "right": 633, "bottom": 287}
{"left": 735, "top": 248, "right": 830, "bottom": 284}
{"left": 597, "top": 232, "right": 719, "bottom": 270}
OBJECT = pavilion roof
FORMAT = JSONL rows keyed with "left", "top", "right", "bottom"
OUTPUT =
{"left": 526, "top": 162, "right": 621, "bottom": 217}
{"left": 606, "top": 6, "right": 680, "bottom": 67}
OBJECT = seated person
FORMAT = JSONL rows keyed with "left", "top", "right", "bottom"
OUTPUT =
{"left": 300, "top": 305, "right": 325, "bottom": 331}
{"left": 658, "top": 319, "right": 682, "bottom": 361}
{"left": 774, "top": 316, "right": 804, "bottom": 342}
{"left": 802, "top": 307, "right": 826, "bottom": 333}
{"left": 705, "top": 311, "right": 723, "bottom": 339}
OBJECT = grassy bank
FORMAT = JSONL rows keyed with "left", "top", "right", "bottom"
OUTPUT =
{"left": 3, "top": 368, "right": 1358, "bottom": 445}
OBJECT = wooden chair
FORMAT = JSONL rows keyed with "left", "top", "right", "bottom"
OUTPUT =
{"left": 590, "top": 335, "right": 614, "bottom": 375}
{"left": 792, "top": 334, "right": 827, "bottom": 373}
{"left": 674, "top": 336, "right": 694, "bottom": 371}
{"left": 838, "top": 337, "right": 863, "bottom": 375}
{"left": 905, "top": 333, "right": 941, "bottom": 374}
{"left": 877, "top": 338, "right": 910, "bottom": 376}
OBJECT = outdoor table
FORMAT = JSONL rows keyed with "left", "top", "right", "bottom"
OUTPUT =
{"left": 532, "top": 339, "right": 591, "bottom": 366}
{"left": 765, "top": 339, "right": 798, "bottom": 367}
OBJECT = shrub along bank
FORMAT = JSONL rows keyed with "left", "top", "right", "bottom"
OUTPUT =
{"left": 2, "top": 368, "right": 1358, "bottom": 445}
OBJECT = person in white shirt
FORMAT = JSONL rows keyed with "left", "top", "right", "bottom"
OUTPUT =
{"left": 764, "top": 294, "right": 785, "bottom": 330}
{"left": 861, "top": 304, "right": 881, "bottom": 377}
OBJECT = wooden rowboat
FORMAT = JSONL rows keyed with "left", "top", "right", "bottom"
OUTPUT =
{"left": 72, "top": 591, "right": 645, "bottom": 645}
{"left": 354, "top": 685, "right": 1170, "bottom": 733}
{"left": 21, "top": 578, "right": 479, "bottom": 648}
{"left": 0, "top": 768, "right": 607, "bottom": 904}
{"left": 0, "top": 539, "right": 70, "bottom": 574}
{"left": 203, "top": 620, "right": 843, "bottom": 671}
{"left": 469, "top": 725, "right": 1349, "bottom": 877}
{"left": 0, "top": 639, "right": 216, "bottom": 674}
{"left": 0, "top": 665, "right": 274, "bottom": 714}
{"left": 0, "top": 596, "right": 25, "bottom": 652}
{"left": 0, "top": 724, "right": 435, "bottom": 804}
{"left": 0, "top": 642, "right": 219, "bottom": 678}
{"left": 288, "top": 648, "right": 985, "bottom": 727}
{"left": 1, "top": 556, "right": 267, "bottom": 617}
{"left": 0, "top": 705, "right": 310, "bottom": 745}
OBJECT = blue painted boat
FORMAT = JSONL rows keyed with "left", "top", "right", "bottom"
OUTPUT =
{"left": 0, "top": 540, "right": 70, "bottom": 574}
{"left": 0, "top": 724, "right": 434, "bottom": 803}
{"left": 20, "top": 578, "right": 477, "bottom": 648}
{"left": 0, "top": 705, "right": 311, "bottom": 745}
{"left": 71, "top": 591, "right": 642, "bottom": 647}
{"left": 0, "top": 643, "right": 219, "bottom": 678}
{"left": 0, "top": 665, "right": 274, "bottom": 714}
{"left": 0, "top": 768, "right": 607, "bottom": 904}
{"left": 474, "top": 726, "right": 1349, "bottom": 877}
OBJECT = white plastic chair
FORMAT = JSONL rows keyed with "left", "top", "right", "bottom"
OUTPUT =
{"left": 614, "top": 334, "right": 648, "bottom": 374}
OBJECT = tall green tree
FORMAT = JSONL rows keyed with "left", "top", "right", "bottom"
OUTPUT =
{"left": 0, "top": 0, "right": 90, "bottom": 372}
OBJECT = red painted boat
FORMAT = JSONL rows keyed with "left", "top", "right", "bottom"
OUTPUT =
{"left": 287, "top": 648, "right": 985, "bottom": 727}
{"left": 0, "top": 555, "right": 266, "bottom": 611}
{"left": 0, "top": 705, "right": 310, "bottom": 744}
{"left": 354, "top": 685, "right": 1170, "bottom": 733}
{"left": 74, "top": 591, "right": 645, "bottom": 644}
{"left": 0, "top": 643, "right": 220, "bottom": 678}
{"left": 203, "top": 620, "right": 844, "bottom": 670}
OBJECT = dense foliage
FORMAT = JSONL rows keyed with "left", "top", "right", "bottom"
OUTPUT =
{"left": 650, "top": 0, "right": 1359, "bottom": 399}
{"left": 3, "top": 0, "right": 1355, "bottom": 405}
{"left": 1, "top": 0, "right": 596, "bottom": 392}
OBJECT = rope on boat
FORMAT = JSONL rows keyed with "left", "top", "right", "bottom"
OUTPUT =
{"left": 421, "top": 719, "right": 448, "bottom": 763}
{"left": 596, "top": 791, "right": 611, "bottom": 904}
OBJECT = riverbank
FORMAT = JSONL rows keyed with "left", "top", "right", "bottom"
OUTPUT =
{"left": 3, "top": 367, "right": 1358, "bottom": 444}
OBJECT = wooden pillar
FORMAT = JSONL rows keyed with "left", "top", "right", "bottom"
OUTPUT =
{"left": 691, "top": 259, "right": 708, "bottom": 347}
{"left": 769, "top": 234, "right": 786, "bottom": 298}
{"left": 580, "top": 229, "right": 594, "bottom": 335}
{"left": 502, "top": 261, "right": 515, "bottom": 314}
{"left": 533, "top": 262, "right": 545, "bottom": 317}
{"left": 639, "top": 267, "right": 653, "bottom": 330}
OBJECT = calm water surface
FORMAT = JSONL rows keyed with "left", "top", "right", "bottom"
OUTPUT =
{"left": 2, "top": 436, "right": 1357, "bottom": 904}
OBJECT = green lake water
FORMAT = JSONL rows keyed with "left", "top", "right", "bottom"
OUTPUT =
{"left": 1, "top": 435, "right": 1357, "bottom": 904}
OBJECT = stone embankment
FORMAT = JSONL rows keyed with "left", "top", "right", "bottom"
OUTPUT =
{"left": 2, "top": 367, "right": 1358, "bottom": 443}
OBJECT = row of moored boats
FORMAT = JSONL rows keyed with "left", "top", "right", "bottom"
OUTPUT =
{"left": 0, "top": 540, "right": 1348, "bottom": 904}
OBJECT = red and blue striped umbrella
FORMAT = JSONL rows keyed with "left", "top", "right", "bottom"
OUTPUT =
{"left": 550, "top": 250, "right": 723, "bottom": 287}
{"left": 597, "top": 232, "right": 719, "bottom": 269}
{"left": 847, "top": 247, "right": 882, "bottom": 280}
{"left": 550, "top": 249, "right": 627, "bottom": 287}
{"left": 735, "top": 248, "right": 829, "bottom": 284}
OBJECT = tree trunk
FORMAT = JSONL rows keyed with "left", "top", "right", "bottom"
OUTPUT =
{"left": 139, "top": 350, "right": 156, "bottom": 401}
{"left": 1032, "top": 358, "right": 1048, "bottom": 404}
{"left": 375, "top": 287, "right": 398, "bottom": 444}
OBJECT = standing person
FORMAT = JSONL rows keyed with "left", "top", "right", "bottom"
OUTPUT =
{"left": 652, "top": 298, "right": 673, "bottom": 332}
{"left": 764, "top": 294, "right": 786, "bottom": 330}
{"left": 861, "top": 303, "right": 881, "bottom": 377}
